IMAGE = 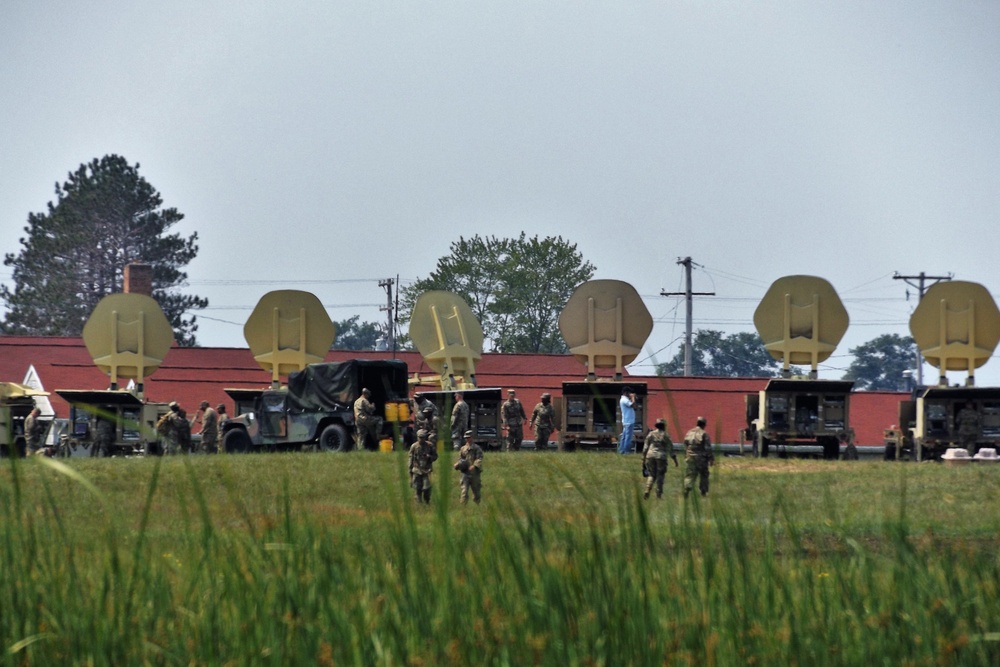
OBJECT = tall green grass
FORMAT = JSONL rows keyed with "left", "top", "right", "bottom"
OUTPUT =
{"left": 2, "top": 453, "right": 999, "bottom": 665}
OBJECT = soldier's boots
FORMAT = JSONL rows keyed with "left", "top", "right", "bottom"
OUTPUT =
{"left": 422, "top": 489, "right": 432, "bottom": 504}
{"left": 643, "top": 490, "right": 650, "bottom": 500}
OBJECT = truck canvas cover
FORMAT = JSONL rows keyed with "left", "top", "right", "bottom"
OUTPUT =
{"left": 285, "top": 360, "right": 408, "bottom": 414}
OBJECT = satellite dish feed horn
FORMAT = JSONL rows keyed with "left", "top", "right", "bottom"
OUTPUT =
{"left": 762, "top": 292, "right": 838, "bottom": 374}
{"left": 243, "top": 291, "right": 337, "bottom": 387}
{"left": 909, "top": 281, "right": 1000, "bottom": 386}
{"left": 559, "top": 280, "right": 653, "bottom": 380}
{"left": 408, "top": 291, "right": 484, "bottom": 391}
{"left": 753, "top": 276, "right": 849, "bottom": 378}
{"left": 566, "top": 296, "right": 641, "bottom": 380}
{"left": 82, "top": 293, "right": 175, "bottom": 393}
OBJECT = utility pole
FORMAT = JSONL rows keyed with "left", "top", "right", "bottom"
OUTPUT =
{"left": 379, "top": 278, "right": 395, "bottom": 351}
{"left": 661, "top": 257, "right": 715, "bottom": 376}
{"left": 893, "top": 271, "right": 952, "bottom": 387}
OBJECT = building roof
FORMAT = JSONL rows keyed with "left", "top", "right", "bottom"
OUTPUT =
{"left": 0, "top": 336, "right": 905, "bottom": 445}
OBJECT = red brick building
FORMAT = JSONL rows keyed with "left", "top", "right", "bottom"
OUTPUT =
{"left": 1, "top": 336, "right": 905, "bottom": 445}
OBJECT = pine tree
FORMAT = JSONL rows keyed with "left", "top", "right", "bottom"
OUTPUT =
{"left": 1, "top": 155, "right": 207, "bottom": 345}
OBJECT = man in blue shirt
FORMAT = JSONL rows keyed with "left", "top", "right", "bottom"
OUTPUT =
{"left": 618, "top": 387, "right": 637, "bottom": 454}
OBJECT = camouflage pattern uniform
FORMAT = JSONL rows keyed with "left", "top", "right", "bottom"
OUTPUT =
{"left": 683, "top": 420, "right": 714, "bottom": 497}
{"left": 451, "top": 396, "right": 470, "bottom": 449}
{"left": 457, "top": 432, "right": 484, "bottom": 504}
{"left": 93, "top": 417, "right": 114, "bottom": 457}
{"left": 415, "top": 407, "right": 440, "bottom": 445}
{"left": 24, "top": 409, "right": 45, "bottom": 456}
{"left": 641, "top": 421, "right": 676, "bottom": 499}
{"left": 957, "top": 406, "right": 980, "bottom": 455}
{"left": 501, "top": 393, "right": 527, "bottom": 451}
{"left": 408, "top": 430, "right": 439, "bottom": 503}
{"left": 530, "top": 397, "right": 556, "bottom": 452}
{"left": 216, "top": 405, "right": 229, "bottom": 453}
{"left": 176, "top": 410, "right": 193, "bottom": 453}
{"left": 354, "top": 392, "right": 378, "bottom": 450}
{"left": 198, "top": 405, "right": 219, "bottom": 454}
{"left": 156, "top": 406, "right": 186, "bottom": 455}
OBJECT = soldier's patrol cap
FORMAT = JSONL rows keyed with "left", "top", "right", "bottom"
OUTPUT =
{"left": 464, "top": 430, "right": 474, "bottom": 437}
{"left": 169, "top": 401, "right": 180, "bottom": 410}
{"left": 696, "top": 416, "right": 706, "bottom": 426}
{"left": 417, "top": 429, "right": 429, "bottom": 440}
{"left": 507, "top": 389, "right": 515, "bottom": 394}
{"left": 216, "top": 404, "right": 225, "bottom": 411}
{"left": 655, "top": 418, "right": 666, "bottom": 427}
{"left": 200, "top": 400, "right": 210, "bottom": 409}
{"left": 541, "top": 392, "right": 551, "bottom": 398}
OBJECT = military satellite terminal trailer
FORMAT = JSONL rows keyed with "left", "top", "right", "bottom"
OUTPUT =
{"left": 559, "top": 381, "right": 647, "bottom": 452}
{"left": 744, "top": 379, "right": 853, "bottom": 459}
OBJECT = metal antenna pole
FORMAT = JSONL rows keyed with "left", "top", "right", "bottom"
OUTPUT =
{"left": 893, "top": 271, "right": 952, "bottom": 387}
{"left": 379, "top": 278, "right": 395, "bottom": 350}
{"left": 661, "top": 257, "right": 715, "bottom": 376}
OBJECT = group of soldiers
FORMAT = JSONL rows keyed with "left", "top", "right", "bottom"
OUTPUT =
{"left": 154, "top": 400, "right": 227, "bottom": 455}
{"left": 399, "top": 387, "right": 717, "bottom": 505}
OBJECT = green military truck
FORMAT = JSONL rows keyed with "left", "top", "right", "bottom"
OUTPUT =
{"left": 221, "top": 359, "right": 411, "bottom": 453}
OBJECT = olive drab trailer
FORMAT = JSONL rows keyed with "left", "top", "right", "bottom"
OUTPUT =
{"left": 744, "top": 276, "right": 855, "bottom": 459}
{"left": 746, "top": 379, "right": 854, "bottom": 459}
{"left": 0, "top": 382, "right": 51, "bottom": 458}
{"left": 407, "top": 291, "right": 504, "bottom": 450}
{"left": 56, "top": 389, "right": 171, "bottom": 456}
{"left": 220, "top": 291, "right": 410, "bottom": 453}
{"left": 55, "top": 291, "right": 176, "bottom": 456}
{"left": 892, "top": 281, "right": 1000, "bottom": 461}
{"left": 556, "top": 280, "right": 654, "bottom": 452}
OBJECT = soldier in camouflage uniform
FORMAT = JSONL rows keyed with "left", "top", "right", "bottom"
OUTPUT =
{"left": 530, "top": 393, "right": 556, "bottom": 452}
{"left": 93, "top": 416, "right": 114, "bottom": 457}
{"left": 501, "top": 389, "right": 527, "bottom": 451}
{"left": 415, "top": 406, "right": 440, "bottom": 445}
{"left": 683, "top": 416, "right": 715, "bottom": 498}
{"left": 156, "top": 402, "right": 186, "bottom": 455}
{"left": 450, "top": 392, "right": 469, "bottom": 450}
{"left": 641, "top": 418, "right": 678, "bottom": 499}
{"left": 24, "top": 407, "right": 45, "bottom": 456}
{"left": 411, "top": 392, "right": 436, "bottom": 420}
{"left": 455, "top": 430, "right": 484, "bottom": 504}
{"left": 354, "top": 388, "right": 379, "bottom": 450}
{"left": 194, "top": 401, "right": 219, "bottom": 454}
{"left": 956, "top": 404, "right": 980, "bottom": 455}
{"left": 408, "top": 429, "right": 439, "bottom": 504}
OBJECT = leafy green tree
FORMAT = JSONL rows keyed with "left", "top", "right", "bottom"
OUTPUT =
{"left": 842, "top": 333, "right": 916, "bottom": 391}
{"left": 333, "top": 316, "right": 384, "bottom": 351}
{"left": 1, "top": 155, "right": 206, "bottom": 345}
{"left": 401, "top": 233, "right": 596, "bottom": 353}
{"left": 656, "top": 330, "right": 784, "bottom": 377}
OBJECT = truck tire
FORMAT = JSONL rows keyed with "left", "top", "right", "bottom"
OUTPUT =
{"left": 223, "top": 429, "right": 252, "bottom": 454}
{"left": 319, "top": 424, "right": 351, "bottom": 452}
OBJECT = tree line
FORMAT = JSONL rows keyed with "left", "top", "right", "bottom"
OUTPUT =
{"left": 1, "top": 155, "right": 916, "bottom": 389}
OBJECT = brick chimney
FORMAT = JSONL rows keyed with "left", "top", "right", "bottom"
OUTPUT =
{"left": 123, "top": 263, "right": 153, "bottom": 296}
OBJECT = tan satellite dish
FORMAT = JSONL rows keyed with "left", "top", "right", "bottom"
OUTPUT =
{"left": 754, "top": 275, "right": 849, "bottom": 376}
{"left": 244, "top": 290, "right": 336, "bottom": 385}
{"left": 559, "top": 279, "right": 653, "bottom": 379}
{"left": 909, "top": 280, "right": 1000, "bottom": 386}
{"left": 408, "top": 291, "right": 483, "bottom": 390}
{"left": 82, "top": 293, "right": 175, "bottom": 389}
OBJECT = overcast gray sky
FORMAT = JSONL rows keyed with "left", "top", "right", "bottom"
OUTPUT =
{"left": 2, "top": 1, "right": 999, "bottom": 384}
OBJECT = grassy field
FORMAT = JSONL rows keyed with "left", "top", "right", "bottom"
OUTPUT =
{"left": 3, "top": 451, "right": 1000, "bottom": 665}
